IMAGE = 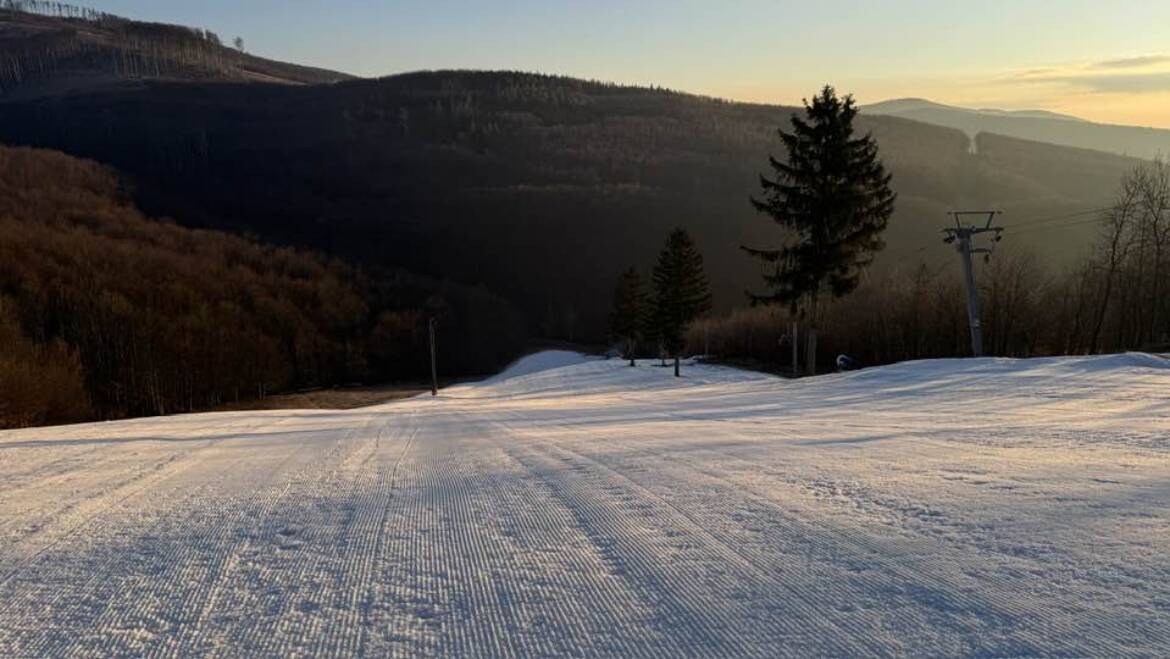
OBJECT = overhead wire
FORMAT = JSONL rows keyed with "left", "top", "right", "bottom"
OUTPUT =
{"left": 896, "top": 200, "right": 1118, "bottom": 280}
{"left": 1000, "top": 206, "right": 1110, "bottom": 230}
{"left": 1006, "top": 215, "right": 1104, "bottom": 236}
{"left": 906, "top": 204, "right": 1112, "bottom": 267}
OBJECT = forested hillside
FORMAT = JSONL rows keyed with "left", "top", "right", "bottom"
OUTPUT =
{"left": 0, "top": 2, "right": 350, "bottom": 99}
{"left": 867, "top": 98, "right": 1170, "bottom": 160}
{"left": 0, "top": 69, "right": 1141, "bottom": 342}
{"left": 0, "top": 145, "right": 524, "bottom": 428}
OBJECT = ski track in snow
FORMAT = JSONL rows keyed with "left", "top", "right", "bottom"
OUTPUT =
{"left": 1, "top": 351, "right": 1168, "bottom": 657}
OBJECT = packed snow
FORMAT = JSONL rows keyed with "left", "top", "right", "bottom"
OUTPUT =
{"left": 472, "top": 349, "right": 598, "bottom": 385}
{"left": 1, "top": 352, "right": 1168, "bottom": 657}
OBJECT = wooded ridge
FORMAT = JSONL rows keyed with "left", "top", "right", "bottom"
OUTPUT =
{"left": 0, "top": 145, "right": 524, "bottom": 428}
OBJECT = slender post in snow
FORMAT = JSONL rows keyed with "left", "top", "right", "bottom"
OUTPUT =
{"left": 791, "top": 320, "right": 800, "bottom": 378}
{"left": 429, "top": 317, "right": 438, "bottom": 396}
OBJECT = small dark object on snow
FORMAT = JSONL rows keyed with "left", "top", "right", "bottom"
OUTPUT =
{"left": 836, "top": 354, "right": 859, "bottom": 372}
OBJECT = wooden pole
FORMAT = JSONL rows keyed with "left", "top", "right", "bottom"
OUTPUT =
{"left": 791, "top": 320, "right": 800, "bottom": 378}
{"left": 429, "top": 317, "right": 438, "bottom": 396}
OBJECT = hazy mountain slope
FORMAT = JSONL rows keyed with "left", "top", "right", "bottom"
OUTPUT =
{"left": 0, "top": 6, "right": 351, "bottom": 99}
{"left": 0, "top": 71, "right": 1141, "bottom": 339}
{"left": 866, "top": 98, "right": 1170, "bottom": 160}
{"left": 868, "top": 98, "right": 1087, "bottom": 122}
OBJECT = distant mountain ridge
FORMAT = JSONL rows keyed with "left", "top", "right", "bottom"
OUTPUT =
{"left": 0, "top": 2, "right": 352, "bottom": 99}
{"left": 867, "top": 98, "right": 1087, "bottom": 123}
{"left": 865, "top": 97, "right": 1170, "bottom": 159}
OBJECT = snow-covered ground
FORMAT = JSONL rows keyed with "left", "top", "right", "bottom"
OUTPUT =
{"left": 1, "top": 352, "right": 1168, "bottom": 657}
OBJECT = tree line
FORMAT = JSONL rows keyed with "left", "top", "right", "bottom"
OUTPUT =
{"left": 615, "top": 87, "right": 1168, "bottom": 374}
{"left": 1081, "top": 158, "right": 1170, "bottom": 353}
{"left": 687, "top": 200, "right": 1170, "bottom": 371}
{"left": 0, "top": 1, "right": 109, "bottom": 21}
{"left": 0, "top": 3, "right": 269, "bottom": 94}
{"left": 0, "top": 145, "right": 525, "bottom": 428}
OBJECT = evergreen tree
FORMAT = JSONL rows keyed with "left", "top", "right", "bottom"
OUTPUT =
{"left": 744, "top": 85, "right": 896, "bottom": 375}
{"left": 651, "top": 228, "right": 712, "bottom": 377}
{"left": 610, "top": 267, "right": 646, "bottom": 366}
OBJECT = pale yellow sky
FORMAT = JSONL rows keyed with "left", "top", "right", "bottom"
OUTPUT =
{"left": 705, "top": 54, "right": 1170, "bottom": 129}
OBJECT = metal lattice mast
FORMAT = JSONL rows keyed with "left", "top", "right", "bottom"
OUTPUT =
{"left": 943, "top": 211, "right": 1004, "bottom": 358}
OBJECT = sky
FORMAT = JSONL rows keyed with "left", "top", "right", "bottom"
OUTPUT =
{"left": 93, "top": 0, "right": 1170, "bottom": 128}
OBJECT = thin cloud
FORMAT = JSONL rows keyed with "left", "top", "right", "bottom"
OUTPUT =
{"left": 1008, "top": 56, "right": 1170, "bottom": 94}
{"left": 1023, "top": 71, "right": 1170, "bottom": 94}
{"left": 1093, "top": 55, "right": 1170, "bottom": 70}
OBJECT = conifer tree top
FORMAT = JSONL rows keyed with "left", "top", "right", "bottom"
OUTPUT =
{"left": 745, "top": 85, "right": 896, "bottom": 312}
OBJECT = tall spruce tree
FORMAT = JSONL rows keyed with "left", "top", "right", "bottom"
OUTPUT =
{"left": 610, "top": 267, "right": 646, "bottom": 366}
{"left": 651, "top": 228, "right": 712, "bottom": 377}
{"left": 744, "top": 85, "right": 896, "bottom": 375}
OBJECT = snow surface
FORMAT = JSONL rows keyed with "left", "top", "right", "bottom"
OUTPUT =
{"left": 1, "top": 352, "right": 1168, "bottom": 657}
{"left": 473, "top": 350, "right": 598, "bottom": 385}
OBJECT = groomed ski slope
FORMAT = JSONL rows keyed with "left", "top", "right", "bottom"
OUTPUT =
{"left": 1, "top": 351, "right": 1168, "bottom": 657}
